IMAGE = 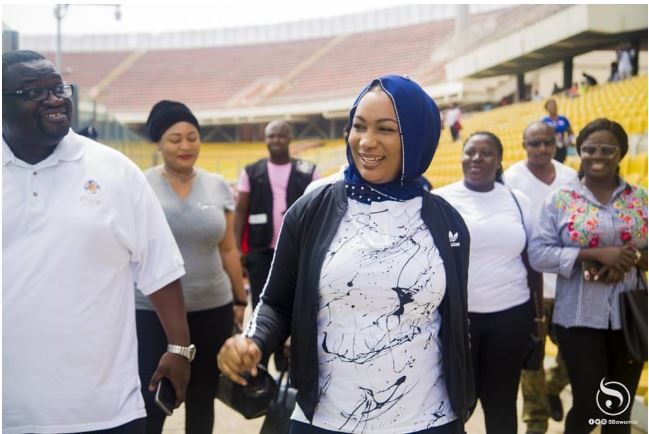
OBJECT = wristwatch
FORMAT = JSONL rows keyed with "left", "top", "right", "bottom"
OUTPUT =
{"left": 167, "top": 344, "right": 196, "bottom": 362}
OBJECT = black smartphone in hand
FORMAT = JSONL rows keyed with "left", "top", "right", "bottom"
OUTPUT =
{"left": 155, "top": 377, "right": 176, "bottom": 416}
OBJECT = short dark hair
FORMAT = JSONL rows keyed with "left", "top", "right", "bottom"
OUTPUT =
{"left": 2, "top": 50, "right": 46, "bottom": 79}
{"left": 576, "top": 118, "right": 628, "bottom": 158}
{"left": 264, "top": 120, "right": 292, "bottom": 138}
{"left": 463, "top": 131, "right": 505, "bottom": 184}
{"left": 544, "top": 98, "right": 556, "bottom": 111}
{"left": 522, "top": 121, "right": 554, "bottom": 141}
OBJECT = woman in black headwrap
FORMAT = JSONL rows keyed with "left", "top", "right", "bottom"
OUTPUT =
{"left": 218, "top": 75, "right": 474, "bottom": 434}
{"left": 136, "top": 100, "right": 248, "bottom": 434}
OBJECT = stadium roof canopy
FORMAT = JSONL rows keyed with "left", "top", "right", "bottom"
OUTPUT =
{"left": 446, "top": 4, "right": 648, "bottom": 79}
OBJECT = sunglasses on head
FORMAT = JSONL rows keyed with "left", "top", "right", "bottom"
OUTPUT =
{"left": 525, "top": 137, "right": 555, "bottom": 148}
{"left": 580, "top": 144, "right": 619, "bottom": 157}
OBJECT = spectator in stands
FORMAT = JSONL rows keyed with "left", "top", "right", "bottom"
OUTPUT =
{"left": 504, "top": 121, "right": 578, "bottom": 434}
{"left": 616, "top": 42, "right": 636, "bottom": 80}
{"left": 542, "top": 98, "right": 574, "bottom": 164}
{"left": 436, "top": 131, "right": 539, "bottom": 434}
{"left": 582, "top": 72, "right": 598, "bottom": 87}
{"left": 136, "top": 100, "right": 247, "bottom": 434}
{"left": 2, "top": 50, "right": 190, "bottom": 434}
{"left": 529, "top": 118, "right": 647, "bottom": 434}
{"left": 608, "top": 62, "right": 620, "bottom": 83}
{"left": 219, "top": 75, "right": 474, "bottom": 434}
{"left": 446, "top": 102, "right": 462, "bottom": 142}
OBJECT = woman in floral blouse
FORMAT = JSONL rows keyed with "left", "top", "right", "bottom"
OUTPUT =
{"left": 529, "top": 118, "right": 647, "bottom": 434}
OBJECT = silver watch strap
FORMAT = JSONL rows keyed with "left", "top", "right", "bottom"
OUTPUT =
{"left": 167, "top": 344, "right": 193, "bottom": 361}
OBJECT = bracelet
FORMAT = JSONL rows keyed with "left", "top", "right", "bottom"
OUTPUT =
{"left": 234, "top": 299, "right": 248, "bottom": 307}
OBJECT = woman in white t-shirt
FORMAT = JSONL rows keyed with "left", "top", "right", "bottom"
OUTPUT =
{"left": 435, "top": 132, "right": 539, "bottom": 434}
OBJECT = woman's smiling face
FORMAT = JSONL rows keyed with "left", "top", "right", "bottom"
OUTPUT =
{"left": 461, "top": 133, "right": 502, "bottom": 191}
{"left": 347, "top": 88, "right": 402, "bottom": 184}
{"left": 579, "top": 129, "right": 622, "bottom": 182}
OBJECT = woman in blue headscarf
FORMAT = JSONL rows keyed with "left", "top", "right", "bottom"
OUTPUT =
{"left": 218, "top": 75, "right": 474, "bottom": 434}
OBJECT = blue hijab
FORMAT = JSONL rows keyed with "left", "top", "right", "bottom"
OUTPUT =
{"left": 343, "top": 75, "right": 441, "bottom": 203}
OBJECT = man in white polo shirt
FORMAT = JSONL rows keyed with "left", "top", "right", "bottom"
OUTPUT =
{"left": 2, "top": 50, "right": 193, "bottom": 434}
{"left": 504, "top": 121, "right": 578, "bottom": 434}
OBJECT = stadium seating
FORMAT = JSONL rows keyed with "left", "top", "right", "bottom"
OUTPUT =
{"left": 55, "top": 51, "right": 133, "bottom": 91}
{"left": 42, "top": 5, "right": 567, "bottom": 115}
{"left": 124, "top": 75, "right": 647, "bottom": 189}
{"left": 199, "top": 140, "right": 343, "bottom": 180}
{"left": 425, "top": 76, "right": 648, "bottom": 189}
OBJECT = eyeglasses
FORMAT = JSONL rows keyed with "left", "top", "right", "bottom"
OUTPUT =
{"left": 2, "top": 84, "right": 73, "bottom": 102}
{"left": 580, "top": 144, "right": 619, "bottom": 157}
{"left": 525, "top": 138, "right": 555, "bottom": 148}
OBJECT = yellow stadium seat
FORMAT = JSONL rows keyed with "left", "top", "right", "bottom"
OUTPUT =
{"left": 564, "top": 156, "right": 581, "bottom": 172}
{"left": 638, "top": 365, "right": 648, "bottom": 397}
{"left": 619, "top": 155, "right": 631, "bottom": 176}
{"left": 127, "top": 75, "right": 646, "bottom": 185}
{"left": 625, "top": 173, "right": 641, "bottom": 186}
{"left": 629, "top": 153, "right": 648, "bottom": 177}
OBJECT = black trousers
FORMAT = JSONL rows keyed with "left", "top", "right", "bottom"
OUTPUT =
{"left": 246, "top": 248, "right": 275, "bottom": 309}
{"left": 289, "top": 418, "right": 463, "bottom": 434}
{"left": 555, "top": 325, "right": 644, "bottom": 434}
{"left": 469, "top": 300, "right": 533, "bottom": 434}
{"left": 136, "top": 304, "right": 233, "bottom": 434}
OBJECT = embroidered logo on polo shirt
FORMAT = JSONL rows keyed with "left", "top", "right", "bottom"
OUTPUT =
{"left": 449, "top": 231, "right": 460, "bottom": 247}
{"left": 84, "top": 180, "right": 101, "bottom": 194}
{"left": 80, "top": 179, "right": 102, "bottom": 207}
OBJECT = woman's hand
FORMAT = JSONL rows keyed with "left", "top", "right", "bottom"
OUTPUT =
{"left": 594, "top": 266, "right": 626, "bottom": 284}
{"left": 217, "top": 334, "right": 262, "bottom": 386}
{"left": 586, "top": 246, "right": 636, "bottom": 273}
{"left": 233, "top": 305, "right": 245, "bottom": 331}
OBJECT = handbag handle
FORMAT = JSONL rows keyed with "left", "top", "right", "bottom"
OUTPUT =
{"left": 272, "top": 361, "right": 291, "bottom": 406}
{"left": 507, "top": 188, "right": 544, "bottom": 325}
{"left": 636, "top": 268, "right": 647, "bottom": 292}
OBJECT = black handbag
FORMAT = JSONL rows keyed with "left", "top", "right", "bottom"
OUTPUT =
{"left": 216, "top": 365, "right": 278, "bottom": 419}
{"left": 260, "top": 365, "right": 297, "bottom": 434}
{"left": 619, "top": 270, "right": 648, "bottom": 362}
